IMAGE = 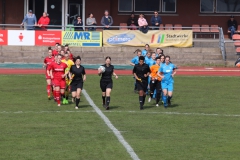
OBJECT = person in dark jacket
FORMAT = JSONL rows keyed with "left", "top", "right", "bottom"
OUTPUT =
{"left": 74, "top": 16, "right": 84, "bottom": 31}
{"left": 101, "top": 10, "right": 113, "bottom": 30}
{"left": 228, "top": 15, "right": 238, "bottom": 39}
{"left": 127, "top": 13, "right": 138, "bottom": 30}
{"left": 151, "top": 10, "right": 162, "bottom": 30}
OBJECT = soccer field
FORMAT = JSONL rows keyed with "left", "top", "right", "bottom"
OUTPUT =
{"left": 0, "top": 74, "right": 240, "bottom": 160}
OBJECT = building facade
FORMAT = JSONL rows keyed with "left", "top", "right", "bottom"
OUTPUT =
{"left": 0, "top": 0, "right": 240, "bottom": 35}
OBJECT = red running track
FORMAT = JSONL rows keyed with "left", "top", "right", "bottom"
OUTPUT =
{"left": 0, "top": 67, "right": 240, "bottom": 76}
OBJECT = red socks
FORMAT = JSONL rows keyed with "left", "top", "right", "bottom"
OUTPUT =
{"left": 56, "top": 91, "right": 60, "bottom": 105}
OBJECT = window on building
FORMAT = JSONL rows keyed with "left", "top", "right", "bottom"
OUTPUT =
{"left": 118, "top": 0, "right": 177, "bottom": 13}
{"left": 135, "top": 0, "right": 160, "bottom": 12}
{"left": 216, "top": 0, "right": 240, "bottom": 12}
{"left": 118, "top": 0, "right": 133, "bottom": 12}
{"left": 200, "top": 0, "right": 214, "bottom": 13}
{"left": 162, "top": 0, "right": 176, "bottom": 12}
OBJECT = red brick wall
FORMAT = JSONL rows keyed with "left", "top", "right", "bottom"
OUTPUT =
{"left": 5, "top": 0, "right": 24, "bottom": 24}
{"left": 85, "top": 0, "right": 111, "bottom": 25}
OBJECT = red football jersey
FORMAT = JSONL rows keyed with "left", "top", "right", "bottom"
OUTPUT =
{"left": 44, "top": 56, "right": 55, "bottom": 69}
{"left": 69, "top": 53, "right": 74, "bottom": 60}
{"left": 52, "top": 50, "right": 58, "bottom": 56}
{"left": 48, "top": 62, "right": 68, "bottom": 79}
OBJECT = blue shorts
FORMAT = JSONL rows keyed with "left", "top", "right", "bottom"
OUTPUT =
{"left": 161, "top": 81, "right": 174, "bottom": 91}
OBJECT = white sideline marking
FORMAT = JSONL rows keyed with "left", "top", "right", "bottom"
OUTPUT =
{"left": 104, "top": 111, "right": 240, "bottom": 117}
{"left": 82, "top": 89, "right": 140, "bottom": 160}
{"left": 1, "top": 110, "right": 240, "bottom": 117}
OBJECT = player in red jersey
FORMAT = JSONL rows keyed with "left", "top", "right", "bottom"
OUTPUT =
{"left": 52, "top": 43, "right": 60, "bottom": 56}
{"left": 43, "top": 47, "right": 55, "bottom": 99}
{"left": 64, "top": 44, "right": 74, "bottom": 60}
{"left": 48, "top": 54, "right": 68, "bottom": 106}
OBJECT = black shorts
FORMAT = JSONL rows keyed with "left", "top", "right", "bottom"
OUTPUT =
{"left": 136, "top": 80, "right": 148, "bottom": 92}
{"left": 100, "top": 80, "right": 113, "bottom": 92}
{"left": 71, "top": 81, "right": 83, "bottom": 92}
{"left": 150, "top": 80, "right": 162, "bottom": 93}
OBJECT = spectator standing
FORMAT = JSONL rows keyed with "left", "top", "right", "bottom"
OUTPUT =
{"left": 127, "top": 13, "right": 138, "bottom": 30}
{"left": 74, "top": 16, "right": 84, "bottom": 31}
{"left": 86, "top": 13, "right": 97, "bottom": 31}
{"left": 101, "top": 10, "right": 113, "bottom": 30}
{"left": 228, "top": 15, "right": 238, "bottom": 39}
{"left": 38, "top": 12, "right": 50, "bottom": 30}
{"left": 21, "top": 10, "right": 37, "bottom": 30}
{"left": 151, "top": 10, "right": 162, "bottom": 30}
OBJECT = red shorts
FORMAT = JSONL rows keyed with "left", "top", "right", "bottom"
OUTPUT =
{"left": 53, "top": 78, "right": 66, "bottom": 89}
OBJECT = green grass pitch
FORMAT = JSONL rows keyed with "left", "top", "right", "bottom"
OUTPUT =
{"left": 0, "top": 74, "right": 240, "bottom": 160}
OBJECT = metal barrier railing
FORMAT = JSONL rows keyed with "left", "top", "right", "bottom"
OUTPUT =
{"left": 219, "top": 27, "right": 226, "bottom": 62}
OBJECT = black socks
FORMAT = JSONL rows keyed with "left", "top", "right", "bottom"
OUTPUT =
{"left": 76, "top": 98, "right": 80, "bottom": 107}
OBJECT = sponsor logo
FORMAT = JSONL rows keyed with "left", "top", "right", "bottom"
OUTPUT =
{"left": 0, "top": 34, "right": 3, "bottom": 37}
{"left": 0, "top": 38, "right": 3, "bottom": 42}
{"left": 19, "top": 33, "right": 24, "bottom": 42}
{"left": 63, "top": 32, "right": 90, "bottom": 40}
{"left": 107, "top": 34, "right": 135, "bottom": 44}
{"left": 38, "top": 35, "right": 43, "bottom": 40}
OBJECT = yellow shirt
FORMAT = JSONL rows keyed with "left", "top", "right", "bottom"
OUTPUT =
{"left": 61, "top": 59, "right": 74, "bottom": 71}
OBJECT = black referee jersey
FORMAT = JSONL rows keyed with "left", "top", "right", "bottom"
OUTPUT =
{"left": 100, "top": 64, "right": 114, "bottom": 81}
{"left": 133, "top": 63, "right": 150, "bottom": 81}
{"left": 70, "top": 65, "right": 86, "bottom": 82}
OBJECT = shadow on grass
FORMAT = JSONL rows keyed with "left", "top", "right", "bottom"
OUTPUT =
{"left": 109, "top": 106, "right": 120, "bottom": 110}
{"left": 168, "top": 104, "right": 179, "bottom": 108}
{"left": 78, "top": 105, "right": 91, "bottom": 108}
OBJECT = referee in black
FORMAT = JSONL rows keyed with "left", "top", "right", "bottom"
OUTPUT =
{"left": 133, "top": 56, "right": 150, "bottom": 110}
{"left": 98, "top": 56, "right": 118, "bottom": 110}
{"left": 69, "top": 56, "right": 86, "bottom": 109}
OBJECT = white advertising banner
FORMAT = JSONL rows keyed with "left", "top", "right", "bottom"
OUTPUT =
{"left": 8, "top": 30, "right": 35, "bottom": 46}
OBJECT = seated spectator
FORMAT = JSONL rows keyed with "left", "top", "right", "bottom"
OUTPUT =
{"left": 151, "top": 10, "right": 162, "bottom": 30}
{"left": 228, "top": 15, "right": 238, "bottom": 39}
{"left": 86, "top": 13, "right": 97, "bottom": 31}
{"left": 74, "top": 16, "right": 84, "bottom": 31}
{"left": 101, "top": 10, "right": 113, "bottom": 30}
{"left": 127, "top": 13, "right": 138, "bottom": 30}
{"left": 138, "top": 14, "right": 148, "bottom": 34}
{"left": 38, "top": 12, "right": 50, "bottom": 30}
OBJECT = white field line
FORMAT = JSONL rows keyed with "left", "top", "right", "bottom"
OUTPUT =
{"left": 82, "top": 89, "right": 140, "bottom": 160}
{"left": 1, "top": 110, "right": 240, "bottom": 117}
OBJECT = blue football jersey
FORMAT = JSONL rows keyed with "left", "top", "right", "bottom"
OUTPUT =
{"left": 131, "top": 56, "right": 139, "bottom": 65}
{"left": 159, "top": 63, "right": 176, "bottom": 83}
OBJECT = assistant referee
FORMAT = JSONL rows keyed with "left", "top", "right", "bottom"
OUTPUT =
{"left": 69, "top": 56, "right": 86, "bottom": 109}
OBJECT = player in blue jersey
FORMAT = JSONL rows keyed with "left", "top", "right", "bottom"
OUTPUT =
{"left": 144, "top": 50, "right": 152, "bottom": 65}
{"left": 146, "top": 52, "right": 156, "bottom": 67}
{"left": 156, "top": 48, "right": 164, "bottom": 57}
{"left": 158, "top": 56, "right": 176, "bottom": 108}
{"left": 130, "top": 49, "right": 142, "bottom": 66}
{"left": 141, "top": 44, "right": 150, "bottom": 56}
{"left": 130, "top": 49, "right": 142, "bottom": 92}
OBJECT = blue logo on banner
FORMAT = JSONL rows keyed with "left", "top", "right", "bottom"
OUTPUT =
{"left": 107, "top": 34, "right": 135, "bottom": 44}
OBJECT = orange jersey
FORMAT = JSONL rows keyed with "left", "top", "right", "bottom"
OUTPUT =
{"left": 150, "top": 64, "right": 161, "bottom": 81}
